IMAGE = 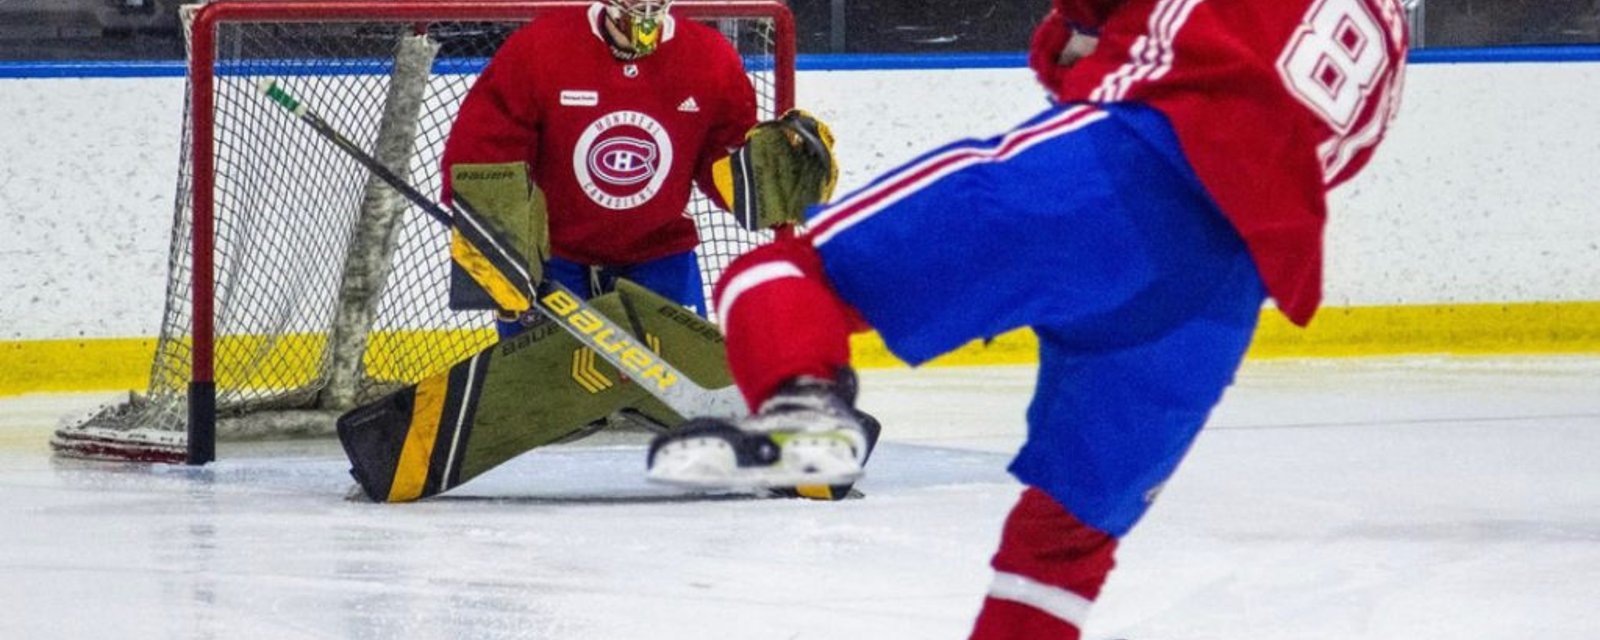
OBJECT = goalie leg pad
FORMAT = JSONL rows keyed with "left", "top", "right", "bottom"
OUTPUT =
{"left": 602, "top": 277, "right": 733, "bottom": 426}
{"left": 338, "top": 317, "right": 652, "bottom": 502}
{"left": 338, "top": 280, "right": 737, "bottom": 502}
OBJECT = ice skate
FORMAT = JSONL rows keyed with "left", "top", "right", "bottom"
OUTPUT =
{"left": 646, "top": 369, "right": 879, "bottom": 490}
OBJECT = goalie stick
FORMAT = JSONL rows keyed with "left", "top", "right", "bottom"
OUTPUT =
{"left": 257, "top": 79, "right": 747, "bottom": 422}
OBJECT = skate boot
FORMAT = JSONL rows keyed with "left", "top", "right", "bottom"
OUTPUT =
{"left": 646, "top": 368, "right": 880, "bottom": 492}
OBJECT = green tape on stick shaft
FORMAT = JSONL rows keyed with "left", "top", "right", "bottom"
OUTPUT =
{"left": 256, "top": 79, "right": 305, "bottom": 116}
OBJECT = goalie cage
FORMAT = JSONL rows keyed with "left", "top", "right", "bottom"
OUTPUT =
{"left": 51, "top": 0, "right": 796, "bottom": 465}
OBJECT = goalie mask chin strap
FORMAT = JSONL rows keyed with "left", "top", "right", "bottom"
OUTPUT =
{"left": 602, "top": 30, "right": 648, "bottom": 60}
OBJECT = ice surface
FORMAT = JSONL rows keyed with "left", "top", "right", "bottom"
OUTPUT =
{"left": 2, "top": 358, "right": 1598, "bottom": 639}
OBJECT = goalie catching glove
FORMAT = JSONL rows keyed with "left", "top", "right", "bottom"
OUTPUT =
{"left": 447, "top": 161, "right": 550, "bottom": 314}
{"left": 713, "top": 109, "right": 838, "bottom": 231}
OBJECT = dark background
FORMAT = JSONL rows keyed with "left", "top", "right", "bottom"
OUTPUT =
{"left": 0, "top": 1, "right": 1597, "bottom": 61}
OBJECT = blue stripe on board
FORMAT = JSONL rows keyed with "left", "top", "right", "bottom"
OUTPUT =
{"left": 0, "top": 55, "right": 770, "bottom": 78}
{"left": 0, "top": 60, "right": 187, "bottom": 78}
{"left": 798, "top": 47, "right": 1600, "bottom": 70}
{"left": 1407, "top": 45, "right": 1600, "bottom": 64}
{"left": 5, "top": 45, "right": 1600, "bottom": 78}
{"left": 797, "top": 52, "right": 1027, "bottom": 71}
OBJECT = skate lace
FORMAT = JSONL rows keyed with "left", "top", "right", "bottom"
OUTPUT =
{"left": 748, "top": 385, "right": 857, "bottom": 435}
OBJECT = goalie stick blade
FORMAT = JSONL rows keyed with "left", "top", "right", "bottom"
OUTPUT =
{"left": 49, "top": 429, "right": 187, "bottom": 464}
{"left": 429, "top": 485, "right": 864, "bottom": 504}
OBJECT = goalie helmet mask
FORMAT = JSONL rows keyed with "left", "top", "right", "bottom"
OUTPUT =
{"left": 605, "top": 0, "right": 672, "bottom": 58}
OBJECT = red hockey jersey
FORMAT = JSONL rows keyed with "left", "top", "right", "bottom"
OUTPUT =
{"left": 1039, "top": 0, "right": 1408, "bottom": 325}
{"left": 442, "top": 3, "right": 758, "bottom": 265}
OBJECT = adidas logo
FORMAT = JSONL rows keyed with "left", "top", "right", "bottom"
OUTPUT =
{"left": 677, "top": 97, "right": 700, "bottom": 112}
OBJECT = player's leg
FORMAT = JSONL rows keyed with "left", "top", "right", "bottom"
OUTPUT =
{"left": 801, "top": 102, "right": 1266, "bottom": 637}
{"left": 645, "top": 234, "right": 872, "bottom": 487}
{"left": 650, "top": 104, "right": 1147, "bottom": 487}
{"left": 807, "top": 102, "right": 1256, "bottom": 365}
{"left": 969, "top": 488, "right": 1116, "bottom": 640}
{"left": 654, "top": 101, "right": 1267, "bottom": 632}
{"left": 590, "top": 249, "right": 873, "bottom": 499}
{"left": 636, "top": 236, "right": 883, "bottom": 489}
{"left": 969, "top": 245, "right": 1263, "bottom": 638}
{"left": 1011, "top": 248, "right": 1263, "bottom": 537}
{"left": 712, "top": 103, "right": 1158, "bottom": 405}
{"left": 652, "top": 102, "right": 1253, "bottom": 487}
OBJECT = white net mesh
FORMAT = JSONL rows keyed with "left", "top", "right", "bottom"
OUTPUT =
{"left": 53, "top": 1, "right": 790, "bottom": 462}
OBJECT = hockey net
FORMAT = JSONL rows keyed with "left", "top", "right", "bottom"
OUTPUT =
{"left": 52, "top": 0, "right": 794, "bottom": 464}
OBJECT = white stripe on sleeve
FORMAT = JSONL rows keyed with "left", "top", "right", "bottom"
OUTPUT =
{"left": 714, "top": 260, "right": 805, "bottom": 326}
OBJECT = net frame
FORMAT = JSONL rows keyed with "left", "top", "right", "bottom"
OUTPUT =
{"left": 52, "top": 0, "right": 796, "bottom": 465}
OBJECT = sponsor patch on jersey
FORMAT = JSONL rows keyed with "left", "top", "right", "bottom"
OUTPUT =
{"left": 677, "top": 97, "right": 699, "bottom": 113}
{"left": 572, "top": 110, "right": 675, "bottom": 210}
{"left": 560, "top": 90, "right": 599, "bottom": 107}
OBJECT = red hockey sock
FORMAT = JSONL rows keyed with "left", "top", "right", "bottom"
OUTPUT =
{"left": 712, "top": 236, "right": 862, "bottom": 409}
{"left": 969, "top": 488, "right": 1118, "bottom": 640}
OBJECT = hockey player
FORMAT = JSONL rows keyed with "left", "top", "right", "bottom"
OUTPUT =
{"left": 647, "top": 0, "right": 1410, "bottom": 637}
{"left": 441, "top": 0, "right": 757, "bottom": 334}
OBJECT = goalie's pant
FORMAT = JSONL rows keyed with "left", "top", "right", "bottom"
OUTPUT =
{"left": 497, "top": 249, "right": 708, "bottom": 338}
{"left": 715, "top": 103, "right": 1266, "bottom": 637}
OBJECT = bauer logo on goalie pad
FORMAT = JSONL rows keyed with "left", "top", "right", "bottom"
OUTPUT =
{"left": 542, "top": 289, "right": 678, "bottom": 392}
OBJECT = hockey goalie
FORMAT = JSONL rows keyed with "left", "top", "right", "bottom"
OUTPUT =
{"left": 334, "top": 0, "right": 873, "bottom": 503}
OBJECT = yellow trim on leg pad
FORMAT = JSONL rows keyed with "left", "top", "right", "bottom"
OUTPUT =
{"left": 387, "top": 374, "right": 450, "bottom": 502}
{"left": 793, "top": 484, "right": 837, "bottom": 500}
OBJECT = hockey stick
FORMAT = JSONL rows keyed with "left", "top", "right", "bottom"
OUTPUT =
{"left": 257, "top": 79, "right": 746, "bottom": 420}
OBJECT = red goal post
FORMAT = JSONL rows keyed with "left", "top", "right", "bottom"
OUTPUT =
{"left": 51, "top": 0, "right": 797, "bottom": 465}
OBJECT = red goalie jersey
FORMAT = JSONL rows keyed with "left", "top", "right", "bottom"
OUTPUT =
{"left": 442, "top": 4, "right": 758, "bottom": 266}
{"left": 1038, "top": 0, "right": 1408, "bottom": 324}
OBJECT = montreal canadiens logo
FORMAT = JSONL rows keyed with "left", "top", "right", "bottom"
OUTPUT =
{"left": 573, "top": 110, "right": 674, "bottom": 210}
{"left": 589, "top": 137, "right": 657, "bottom": 185}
